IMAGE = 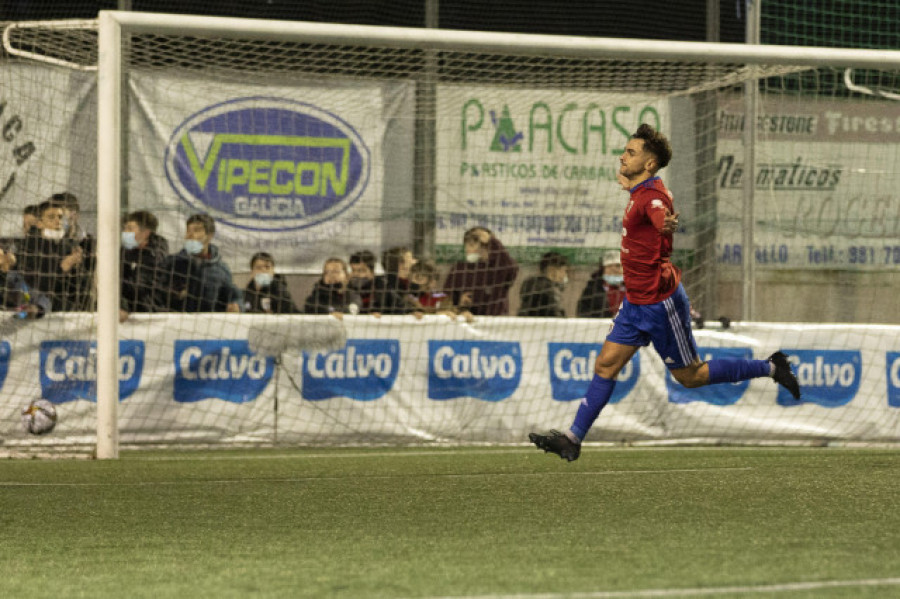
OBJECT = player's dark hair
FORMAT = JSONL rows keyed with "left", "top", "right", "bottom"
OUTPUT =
{"left": 51, "top": 192, "right": 79, "bottom": 211}
{"left": 250, "top": 251, "right": 275, "bottom": 269}
{"left": 37, "top": 199, "right": 63, "bottom": 217}
{"left": 186, "top": 213, "right": 215, "bottom": 235}
{"left": 23, "top": 204, "right": 41, "bottom": 218}
{"left": 539, "top": 251, "right": 569, "bottom": 274}
{"left": 349, "top": 249, "right": 376, "bottom": 273}
{"left": 632, "top": 123, "right": 672, "bottom": 170}
{"left": 463, "top": 226, "right": 492, "bottom": 246}
{"left": 125, "top": 210, "right": 159, "bottom": 233}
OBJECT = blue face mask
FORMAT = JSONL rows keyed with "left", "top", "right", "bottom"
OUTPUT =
{"left": 121, "top": 231, "right": 138, "bottom": 250}
{"left": 254, "top": 273, "right": 273, "bottom": 288}
{"left": 183, "top": 239, "right": 204, "bottom": 255}
{"left": 603, "top": 274, "right": 624, "bottom": 287}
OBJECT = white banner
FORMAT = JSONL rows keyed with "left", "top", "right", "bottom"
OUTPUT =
{"left": 435, "top": 85, "right": 671, "bottom": 261}
{"left": 716, "top": 94, "right": 900, "bottom": 271}
{"left": 1, "top": 314, "right": 899, "bottom": 446}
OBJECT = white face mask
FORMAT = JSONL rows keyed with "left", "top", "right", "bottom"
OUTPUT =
{"left": 604, "top": 274, "right": 624, "bottom": 286}
{"left": 183, "top": 239, "right": 204, "bottom": 255}
{"left": 465, "top": 252, "right": 481, "bottom": 264}
{"left": 42, "top": 228, "right": 65, "bottom": 240}
{"left": 121, "top": 231, "right": 138, "bottom": 250}
{"left": 254, "top": 273, "right": 273, "bottom": 288}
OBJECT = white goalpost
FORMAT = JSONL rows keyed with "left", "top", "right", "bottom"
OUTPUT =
{"left": 1, "top": 11, "right": 898, "bottom": 457}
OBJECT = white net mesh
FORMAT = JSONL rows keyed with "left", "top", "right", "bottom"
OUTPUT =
{"left": 1, "top": 15, "right": 899, "bottom": 453}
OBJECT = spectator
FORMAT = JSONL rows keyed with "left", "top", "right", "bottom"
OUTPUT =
{"left": 0, "top": 245, "right": 50, "bottom": 318}
{"left": 348, "top": 249, "right": 383, "bottom": 315}
{"left": 19, "top": 198, "right": 86, "bottom": 311}
{"left": 242, "top": 251, "right": 300, "bottom": 314}
{"left": 375, "top": 246, "right": 416, "bottom": 314}
{"left": 54, "top": 192, "right": 95, "bottom": 309}
{"left": 22, "top": 204, "right": 40, "bottom": 237}
{"left": 119, "top": 210, "right": 169, "bottom": 322}
{"left": 443, "top": 226, "right": 518, "bottom": 316}
{"left": 53, "top": 192, "right": 89, "bottom": 242}
{"left": 157, "top": 213, "right": 241, "bottom": 313}
{"left": 518, "top": 251, "right": 569, "bottom": 317}
{"left": 304, "top": 257, "right": 362, "bottom": 316}
{"left": 407, "top": 259, "right": 459, "bottom": 318}
{"left": 577, "top": 251, "right": 625, "bottom": 318}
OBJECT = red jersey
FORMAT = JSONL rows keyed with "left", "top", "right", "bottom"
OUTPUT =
{"left": 620, "top": 177, "right": 681, "bottom": 304}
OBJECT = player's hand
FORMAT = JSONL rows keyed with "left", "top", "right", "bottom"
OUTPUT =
{"left": 616, "top": 173, "right": 631, "bottom": 191}
{"left": 226, "top": 302, "right": 240, "bottom": 313}
{"left": 459, "top": 292, "right": 473, "bottom": 308}
{"left": 663, "top": 211, "right": 680, "bottom": 234}
{"left": 119, "top": 309, "right": 130, "bottom": 323}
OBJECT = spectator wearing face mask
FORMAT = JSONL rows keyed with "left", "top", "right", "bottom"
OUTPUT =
{"left": 242, "top": 252, "right": 299, "bottom": 314}
{"left": 157, "top": 213, "right": 241, "bottom": 313}
{"left": 119, "top": 210, "right": 169, "bottom": 322}
{"left": 304, "top": 257, "right": 362, "bottom": 317}
{"left": 373, "top": 246, "right": 416, "bottom": 315}
{"left": 347, "top": 249, "right": 384, "bottom": 315}
{"left": 518, "top": 251, "right": 569, "bottom": 317}
{"left": 443, "top": 226, "right": 518, "bottom": 316}
{"left": 576, "top": 251, "right": 626, "bottom": 318}
{"left": 19, "top": 198, "right": 87, "bottom": 311}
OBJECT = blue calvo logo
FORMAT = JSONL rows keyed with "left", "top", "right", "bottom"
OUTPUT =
{"left": 887, "top": 351, "right": 900, "bottom": 408}
{"left": 302, "top": 339, "right": 400, "bottom": 401}
{"left": 164, "top": 97, "right": 370, "bottom": 232}
{"left": 779, "top": 349, "right": 861, "bottom": 408}
{"left": 667, "top": 346, "right": 752, "bottom": 405}
{"left": 548, "top": 342, "right": 638, "bottom": 403}
{"left": 174, "top": 340, "right": 274, "bottom": 403}
{"left": 0, "top": 341, "right": 11, "bottom": 391}
{"left": 40, "top": 340, "right": 144, "bottom": 403}
{"left": 428, "top": 340, "right": 521, "bottom": 401}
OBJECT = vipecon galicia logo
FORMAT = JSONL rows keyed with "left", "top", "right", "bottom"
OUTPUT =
{"left": 164, "top": 97, "right": 370, "bottom": 232}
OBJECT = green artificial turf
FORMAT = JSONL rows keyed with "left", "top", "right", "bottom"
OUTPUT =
{"left": 0, "top": 447, "right": 898, "bottom": 598}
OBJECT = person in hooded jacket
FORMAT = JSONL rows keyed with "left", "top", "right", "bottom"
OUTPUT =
{"left": 242, "top": 251, "right": 300, "bottom": 314}
{"left": 119, "top": 210, "right": 169, "bottom": 322}
{"left": 157, "top": 213, "right": 241, "bottom": 313}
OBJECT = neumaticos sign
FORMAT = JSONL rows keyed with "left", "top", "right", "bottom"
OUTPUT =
{"left": 164, "top": 97, "right": 371, "bottom": 232}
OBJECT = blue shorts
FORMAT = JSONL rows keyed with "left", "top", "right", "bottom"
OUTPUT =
{"left": 606, "top": 284, "right": 699, "bottom": 370}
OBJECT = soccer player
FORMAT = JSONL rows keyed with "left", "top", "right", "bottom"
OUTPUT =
{"left": 530, "top": 124, "right": 801, "bottom": 462}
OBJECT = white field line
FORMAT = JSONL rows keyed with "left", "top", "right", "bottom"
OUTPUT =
{"left": 0, "top": 466, "right": 753, "bottom": 487}
{"left": 414, "top": 576, "right": 900, "bottom": 599}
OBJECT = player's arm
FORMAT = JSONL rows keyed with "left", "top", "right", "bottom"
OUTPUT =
{"left": 646, "top": 198, "right": 678, "bottom": 235}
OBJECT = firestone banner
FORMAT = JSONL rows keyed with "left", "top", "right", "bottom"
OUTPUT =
{"left": 1, "top": 314, "right": 899, "bottom": 447}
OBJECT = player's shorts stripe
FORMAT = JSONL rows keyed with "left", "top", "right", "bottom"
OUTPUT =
{"left": 663, "top": 296, "right": 694, "bottom": 366}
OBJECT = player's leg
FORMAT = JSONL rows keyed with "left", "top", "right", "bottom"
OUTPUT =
{"left": 530, "top": 300, "right": 644, "bottom": 461}
{"left": 654, "top": 285, "right": 800, "bottom": 397}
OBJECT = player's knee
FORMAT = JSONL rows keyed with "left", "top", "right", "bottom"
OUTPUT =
{"left": 593, "top": 354, "right": 622, "bottom": 378}
{"left": 671, "top": 368, "right": 705, "bottom": 388}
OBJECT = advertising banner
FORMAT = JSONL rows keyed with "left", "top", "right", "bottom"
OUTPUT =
{"left": 716, "top": 95, "right": 900, "bottom": 271}
{"left": 1, "top": 314, "right": 898, "bottom": 447}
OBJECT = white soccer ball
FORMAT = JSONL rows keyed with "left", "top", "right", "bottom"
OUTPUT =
{"left": 21, "top": 399, "right": 58, "bottom": 435}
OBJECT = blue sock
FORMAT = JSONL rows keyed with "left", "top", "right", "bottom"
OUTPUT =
{"left": 570, "top": 374, "right": 617, "bottom": 441}
{"left": 707, "top": 359, "right": 770, "bottom": 384}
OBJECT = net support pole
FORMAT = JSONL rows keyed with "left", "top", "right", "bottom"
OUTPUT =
{"left": 96, "top": 11, "right": 122, "bottom": 459}
{"left": 741, "top": 0, "right": 760, "bottom": 321}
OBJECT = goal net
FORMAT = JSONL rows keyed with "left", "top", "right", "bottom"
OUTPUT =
{"left": 1, "top": 11, "right": 899, "bottom": 456}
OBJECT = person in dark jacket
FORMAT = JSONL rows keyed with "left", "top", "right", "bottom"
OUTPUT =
{"left": 242, "top": 252, "right": 300, "bottom": 314}
{"left": 518, "top": 251, "right": 569, "bottom": 317}
{"left": 347, "top": 249, "right": 386, "bottom": 315}
{"left": 19, "top": 198, "right": 86, "bottom": 311}
{"left": 304, "top": 257, "right": 361, "bottom": 316}
{"left": 157, "top": 213, "right": 241, "bottom": 313}
{"left": 120, "top": 210, "right": 168, "bottom": 322}
{"left": 443, "top": 227, "right": 518, "bottom": 316}
{"left": 0, "top": 245, "right": 51, "bottom": 318}
{"left": 373, "top": 246, "right": 416, "bottom": 315}
{"left": 576, "top": 251, "right": 625, "bottom": 318}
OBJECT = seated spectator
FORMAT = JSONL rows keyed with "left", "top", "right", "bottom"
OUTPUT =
{"left": 374, "top": 246, "right": 416, "bottom": 314}
{"left": 19, "top": 198, "right": 86, "bottom": 311}
{"left": 304, "top": 257, "right": 362, "bottom": 316}
{"left": 0, "top": 245, "right": 50, "bottom": 318}
{"left": 54, "top": 192, "right": 89, "bottom": 242}
{"left": 443, "top": 226, "right": 518, "bottom": 316}
{"left": 22, "top": 204, "right": 40, "bottom": 237}
{"left": 347, "top": 249, "right": 383, "bottom": 315}
{"left": 407, "top": 259, "right": 458, "bottom": 318}
{"left": 157, "top": 213, "right": 241, "bottom": 313}
{"left": 120, "top": 210, "right": 169, "bottom": 322}
{"left": 242, "top": 252, "right": 300, "bottom": 314}
{"left": 576, "top": 251, "right": 625, "bottom": 318}
{"left": 54, "top": 192, "right": 95, "bottom": 309}
{"left": 518, "top": 251, "right": 569, "bottom": 317}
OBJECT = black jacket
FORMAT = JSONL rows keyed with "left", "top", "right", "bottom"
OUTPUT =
{"left": 304, "top": 281, "right": 362, "bottom": 315}
{"left": 121, "top": 233, "right": 168, "bottom": 313}
{"left": 19, "top": 227, "right": 87, "bottom": 311}
{"left": 157, "top": 244, "right": 242, "bottom": 312}
{"left": 243, "top": 275, "right": 300, "bottom": 314}
{"left": 518, "top": 275, "right": 565, "bottom": 317}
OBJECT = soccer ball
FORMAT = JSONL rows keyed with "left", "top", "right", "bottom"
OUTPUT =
{"left": 21, "top": 399, "right": 58, "bottom": 435}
